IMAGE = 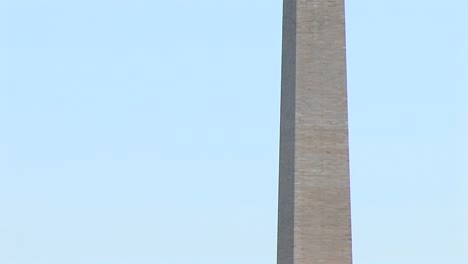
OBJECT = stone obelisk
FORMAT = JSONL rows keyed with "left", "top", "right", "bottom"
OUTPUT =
{"left": 277, "top": 0, "right": 352, "bottom": 264}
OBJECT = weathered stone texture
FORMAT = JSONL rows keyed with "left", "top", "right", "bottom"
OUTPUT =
{"left": 278, "top": 0, "right": 352, "bottom": 264}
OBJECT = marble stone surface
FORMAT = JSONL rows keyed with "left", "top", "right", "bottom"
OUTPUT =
{"left": 277, "top": 1, "right": 352, "bottom": 264}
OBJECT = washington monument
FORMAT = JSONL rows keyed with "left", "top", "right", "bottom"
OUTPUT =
{"left": 277, "top": 0, "right": 352, "bottom": 264}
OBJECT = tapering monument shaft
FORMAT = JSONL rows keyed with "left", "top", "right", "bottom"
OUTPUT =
{"left": 277, "top": 1, "right": 352, "bottom": 264}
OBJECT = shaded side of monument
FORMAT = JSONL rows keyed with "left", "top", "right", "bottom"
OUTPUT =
{"left": 277, "top": 1, "right": 352, "bottom": 264}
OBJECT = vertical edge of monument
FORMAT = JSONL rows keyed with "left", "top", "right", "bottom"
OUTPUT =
{"left": 277, "top": 1, "right": 296, "bottom": 264}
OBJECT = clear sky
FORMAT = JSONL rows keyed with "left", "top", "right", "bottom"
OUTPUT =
{"left": 0, "top": 0, "right": 466, "bottom": 263}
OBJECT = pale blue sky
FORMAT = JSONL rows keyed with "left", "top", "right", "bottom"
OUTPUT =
{"left": 0, "top": 0, "right": 466, "bottom": 263}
